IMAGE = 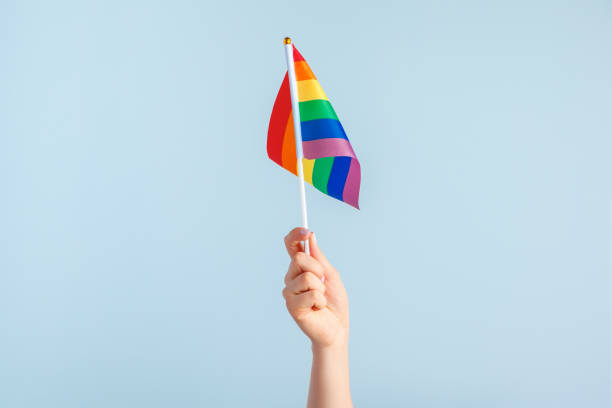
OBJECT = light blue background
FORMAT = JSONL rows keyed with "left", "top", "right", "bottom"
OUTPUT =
{"left": 1, "top": 1, "right": 610, "bottom": 406}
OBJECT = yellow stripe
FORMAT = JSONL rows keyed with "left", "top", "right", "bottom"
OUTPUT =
{"left": 302, "top": 158, "right": 315, "bottom": 184}
{"left": 297, "top": 79, "right": 328, "bottom": 102}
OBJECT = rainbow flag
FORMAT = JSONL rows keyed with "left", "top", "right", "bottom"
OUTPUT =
{"left": 267, "top": 45, "right": 361, "bottom": 209}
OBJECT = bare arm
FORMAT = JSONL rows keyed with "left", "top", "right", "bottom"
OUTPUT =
{"left": 282, "top": 228, "right": 353, "bottom": 408}
{"left": 308, "top": 342, "right": 351, "bottom": 408}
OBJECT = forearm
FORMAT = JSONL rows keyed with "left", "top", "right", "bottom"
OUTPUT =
{"left": 307, "top": 342, "right": 353, "bottom": 408}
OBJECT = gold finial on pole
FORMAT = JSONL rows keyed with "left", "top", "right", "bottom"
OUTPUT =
{"left": 284, "top": 37, "right": 292, "bottom": 45}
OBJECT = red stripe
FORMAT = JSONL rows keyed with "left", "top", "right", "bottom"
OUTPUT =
{"left": 267, "top": 74, "right": 291, "bottom": 166}
{"left": 293, "top": 46, "right": 305, "bottom": 62}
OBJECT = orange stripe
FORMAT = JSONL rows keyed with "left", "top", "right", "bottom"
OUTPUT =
{"left": 295, "top": 61, "right": 316, "bottom": 81}
{"left": 281, "top": 112, "right": 297, "bottom": 175}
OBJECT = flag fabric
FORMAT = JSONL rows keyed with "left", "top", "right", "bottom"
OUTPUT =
{"left": 267, "top": 46, "right": 361, "bottom": 209}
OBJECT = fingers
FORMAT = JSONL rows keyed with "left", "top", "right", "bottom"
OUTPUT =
{"left": 282, "top": 248, "right": 327, "bottom": 314}
{"left": 284, "top": 252, "right": 325, "bottom": 284}
{"left": 284, "top": 227, "right": 312, "bottom": 257}
{"left": 285, "top": 289, "right": 327, "bottom": 313}
{"left": 284, "top": 271, "right": 326, "bottom": 295}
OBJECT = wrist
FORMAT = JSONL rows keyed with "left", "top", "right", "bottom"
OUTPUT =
{"left": 311, "top": 332, "right": 349, "bottom": 356}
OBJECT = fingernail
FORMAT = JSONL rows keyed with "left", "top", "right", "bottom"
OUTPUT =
{"left": 299, "top": 228, "right": 310, "bottom": 236}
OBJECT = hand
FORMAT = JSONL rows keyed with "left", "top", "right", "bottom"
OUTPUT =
{"left": 282, "top": 228, "right": 349, "bottom": 349}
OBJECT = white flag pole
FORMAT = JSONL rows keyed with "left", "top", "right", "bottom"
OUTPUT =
{"left": 284, "top": 37, "right": 310, "bottom": 255}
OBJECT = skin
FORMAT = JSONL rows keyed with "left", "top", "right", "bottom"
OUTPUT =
{"left": 282, "top": 227, "right": 353, "bottom": 408}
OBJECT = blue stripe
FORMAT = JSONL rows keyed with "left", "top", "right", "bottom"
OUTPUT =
{"left": 326, "top": 156, "right": 352, "bottom": 201}
{"left": 300, "top": 118, "right": 348, "bottom": 142}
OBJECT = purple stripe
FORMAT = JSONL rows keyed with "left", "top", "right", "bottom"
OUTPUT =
{"left": 342, "top": 158, "right": 361, "bottom": 209}
{"left": 302, "top": 138, "right": 356, "bottom": 160}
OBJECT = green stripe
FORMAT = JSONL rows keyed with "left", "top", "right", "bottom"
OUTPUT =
{"left": 312, "top": 157, "right": 334, "bottom": 194}
{"left": 299, "top": 100, "right": 338, "bottom": 122}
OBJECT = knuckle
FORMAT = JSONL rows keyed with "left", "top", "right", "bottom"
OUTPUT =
{"left": 293, "top": 251, "right": 306, "bottom": 263}
{"left": 305, "top": 272, "right": 324, "bottom": 290}
{"left": 302, "top": 272, "right": 317, "bottom": 285}
{"left": 299, "top": 272, "right": 312, "bottom": 283}
{"left": 303, "top": 271, "right": 316, "bottom": 280}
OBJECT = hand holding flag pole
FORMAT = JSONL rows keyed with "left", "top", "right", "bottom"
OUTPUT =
{"left": 284, "top": 37, "right": 310, "bottom": 255}
{"left": 273, "top": 43, "right": 358, "bottom": 404}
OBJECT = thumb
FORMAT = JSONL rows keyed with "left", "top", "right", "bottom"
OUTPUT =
{"left": 308, "top": 232, "right": 340, "bottom": 282}
{"left": 308, "top": 232, "right": 328, "bottom": 264}
{"left": 309, "top": 233, "right": 339, "bottom": 281}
